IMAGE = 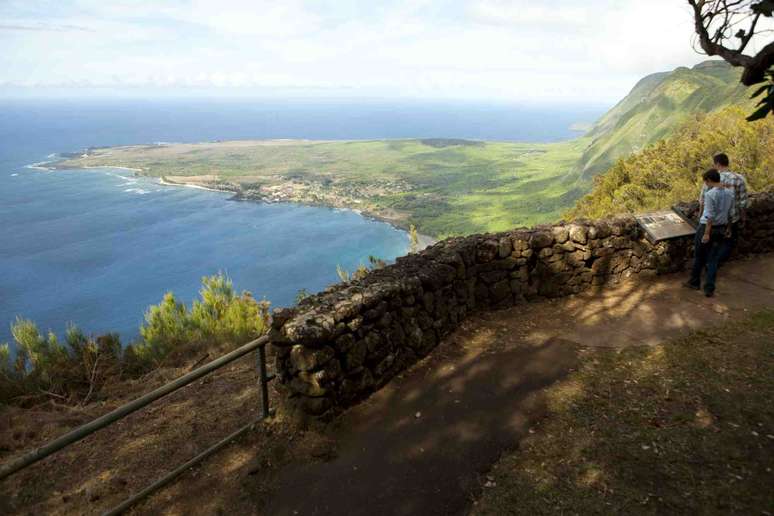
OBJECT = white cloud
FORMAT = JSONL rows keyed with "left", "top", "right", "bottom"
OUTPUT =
{"left": 0, "top": 0, "right": 749, "bottom": 103}
{"left": 468, "top": 1, "right": 591, "bottom": 27}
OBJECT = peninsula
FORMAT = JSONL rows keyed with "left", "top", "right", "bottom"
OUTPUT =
{"left": 51, "top": 138, "right": 588, "bottom": 238}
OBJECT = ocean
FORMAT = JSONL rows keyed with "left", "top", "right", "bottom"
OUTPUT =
{"left": 0, "top": 98, "right": 604, "bottom": 347}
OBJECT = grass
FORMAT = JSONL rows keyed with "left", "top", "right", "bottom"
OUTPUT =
{"left": 55, "top": 138, "right": 589, "bottom": 238}
{"left": 579, "top": 61, "right": 750, "bottom": 178}
{"left": 472, "top": 309, "right": 774, "bottom": 515}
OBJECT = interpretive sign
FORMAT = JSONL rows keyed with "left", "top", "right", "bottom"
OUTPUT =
{"left": 636, "top": 209, "right": 696, "bottom": 243}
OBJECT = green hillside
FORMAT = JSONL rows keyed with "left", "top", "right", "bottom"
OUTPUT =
{"left": 579, "top": 61, "right": 752, "bottom": 178}
{"left": 570, "top": 106, "right": 774, "bottom": 220}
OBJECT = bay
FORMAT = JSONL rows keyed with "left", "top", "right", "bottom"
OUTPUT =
{"left": 0, "top": 98, "right": 604, "bottom": 346}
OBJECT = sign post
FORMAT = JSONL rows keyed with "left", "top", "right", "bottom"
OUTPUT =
{"left": 635, "top": 209, "right": 696, "bottom": 243}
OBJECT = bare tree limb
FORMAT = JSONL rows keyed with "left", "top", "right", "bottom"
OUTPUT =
{"left": 688, "top": 0, "right": 774, "bottom": 85}
{"left": 80, "top": 352, "right": 101, "bottom": 406}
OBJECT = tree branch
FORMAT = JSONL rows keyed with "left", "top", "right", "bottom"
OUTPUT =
{"left": 738, "top": 12, "right": 762, "bottom": 51}
{"left": 689, "top": 0, "right": 754, "bottom": 67}
{"left": 741, "top": 40, "right": 774, "bottom": 84}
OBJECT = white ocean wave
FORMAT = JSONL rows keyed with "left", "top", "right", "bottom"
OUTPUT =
{"left": 124, "top": 188, "right": 150, "bottom": 195}
{"left": 104, "top": 171, "right": 130, "bottom": 179}
{"left": 11, "top": 173, "right": 19, "bottom": 177}
{"left": 25, "top": 161, "right": 53, "bottom": 170}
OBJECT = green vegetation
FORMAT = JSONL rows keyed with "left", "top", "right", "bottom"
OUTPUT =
{"left": 336, "top": 255, "right": 387, "bottom": 282}
{"left": 687, "top": 0, "right": 774, "bottom": 121}
{"left": 473, "top": 310, "right": 774, "bottom": 515}
{"left": 57, "top": 138, "right": 587, "bottom": 238}
{"left": 141, "top": 273, "right": 269, "bottom": 362}
{"left": 580, "top": 61, "right": 753, "bottom": 178}
{"left": 748, "top": 68, "right": 774, "bottom": 121}
{"left": 0, "top": 318, "right": 123, "bottom": 405}
{"left": 294, "top": 289, "right": 311, "bottom": 304}
{"left": 408, "top": 224, "right": 419, "bottom": 253}
{"left": 571, "top": 106, "right": 774, "bottom": 219}
{"left": 0, "top": 273, "right": 269, "bottom": 405}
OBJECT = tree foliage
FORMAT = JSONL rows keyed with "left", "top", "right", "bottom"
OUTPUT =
{"left": 336, "top": 255, "right": 387, "bottom": 283}
{"left": 1, "top": 273, "right": 269, "bottom": 405}
{"left": 409, "top": 224, "right": 420, "bottom": 253}
{"left": 137, "top": 292, "right": 190, "bottom": 363}
{"left": 134, "top": 272, "right": 270, "bottom": 366}
{"left": 570, "top": 106, "right": 774, "bottom": 219}
{"left": 1, "top": 318, "right": 122, "bottom": 405}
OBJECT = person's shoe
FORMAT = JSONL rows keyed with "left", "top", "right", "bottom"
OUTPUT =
{"left": 704, "top": 290, "right": 715, "bottom": 298}
{"left": 683, "top": 281, "right": 700, "bottom": 290}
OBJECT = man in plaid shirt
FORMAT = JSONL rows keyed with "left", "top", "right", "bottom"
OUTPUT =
{"left": 698, "top": 153, "right": 748, "bottom": 263}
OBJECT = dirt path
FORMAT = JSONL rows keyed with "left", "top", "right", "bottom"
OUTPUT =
{"left": 265, "top": 254, "right": 774, "bottom": 516}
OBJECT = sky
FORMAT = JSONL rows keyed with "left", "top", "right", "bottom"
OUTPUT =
{"left": 0, "top": 0, "right": 765, "bottom": 103}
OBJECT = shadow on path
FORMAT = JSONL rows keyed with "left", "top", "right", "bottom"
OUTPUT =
{"left": 267, "top": 338, "right": 579, "bottom": 516}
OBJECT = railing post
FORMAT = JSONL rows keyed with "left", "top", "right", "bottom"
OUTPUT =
{"left": 1, "top": 334, "right": 277, "bottom": 515}
{"left": 0, "top": 335, "right": 268, "bottom": 481}
{"left": 257, "top": 344, "right": 270, "bottom": 419}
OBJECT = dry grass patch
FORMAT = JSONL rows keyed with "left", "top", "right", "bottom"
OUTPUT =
{"left": 473, "top": 310, "right": 774, "bottom": 515}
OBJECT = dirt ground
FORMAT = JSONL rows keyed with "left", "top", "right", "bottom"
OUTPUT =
{"left": 471, "top": 310, "right": 774, "bottom": 515}
{"left": 0, "top": 352, "right": 330, "bottom": 515}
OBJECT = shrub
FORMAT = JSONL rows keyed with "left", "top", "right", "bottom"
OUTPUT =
{"left": 409, "top": 224, "right": 420, "bottom": 253}
{"left": 139, "top": 292, "right": 192, "bottom": 364}
{"left": 336, "top": 255, "right": 387, "bottom": 283}
{"left": 1, "top": 319, "right": 123, "bottom": 404}
{"left": 336, "top": 264, "right": 351, "bottom": 282}
{"left": 0, "top": 342, "right": 22, "bottom": 402}
{"left": 295, "top": 289, "right": 311, "bottom": 304}
{"left": 2, "top": 274, "right": 270, "bottom": 405}
{"left": 190, "top": 273, "right": 270, "bottom": 344}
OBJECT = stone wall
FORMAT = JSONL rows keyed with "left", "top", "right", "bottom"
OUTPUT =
{"left": 268, "top": 193, "right": 774, "bottom": 418}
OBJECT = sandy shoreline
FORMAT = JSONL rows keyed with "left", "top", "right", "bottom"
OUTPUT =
{"left": 27, "top": 161, "right": 144, "bottom": 173}
{"left": 157, "top": 177, "right": 234, "bottom": 194}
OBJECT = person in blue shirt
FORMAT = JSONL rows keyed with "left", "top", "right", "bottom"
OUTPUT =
{"left": 698, "top": 153, "right": 749, "bottom": 264}
{"left": 685, "top": 168, "right": 734, "bottom": 297}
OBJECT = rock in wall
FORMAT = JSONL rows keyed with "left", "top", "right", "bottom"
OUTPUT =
{"left": 269, "top": 193, "right": 774, "bottom": 418}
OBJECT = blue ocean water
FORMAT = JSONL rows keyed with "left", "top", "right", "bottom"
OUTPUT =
{"left": 0, "top": 98, "right": 604, "bottom": 346}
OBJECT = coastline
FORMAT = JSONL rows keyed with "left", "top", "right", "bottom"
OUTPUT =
{"left": 47, "top": 161, "right": 439, "bottom": 249}
{"left": 60, "top": 164, "right": 145, "bottom": 173}
{"left": 43, "top": 136, "right": 590, "bottom": 240}
{"left": 157, "top": 176, "right": 235, "bottom": 194}
{"left": 26, "top": 160, "right": 145, "bottom": 173}
{"left": 156, "top": 176, "right": 438, "bottom": 248}
{"left": 25, "top": 159, "right": 56, "bottom": 170}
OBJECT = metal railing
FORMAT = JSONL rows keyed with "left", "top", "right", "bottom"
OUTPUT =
{"left": 0, "top": 334, "right": 275, "bottom": 514}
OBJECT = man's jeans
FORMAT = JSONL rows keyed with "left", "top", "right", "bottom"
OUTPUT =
{"left": 689, "top": 224, "right": 727, "bottom": 294}
{"left": 718, "top": 221, "right": 740, "bottom": 264}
